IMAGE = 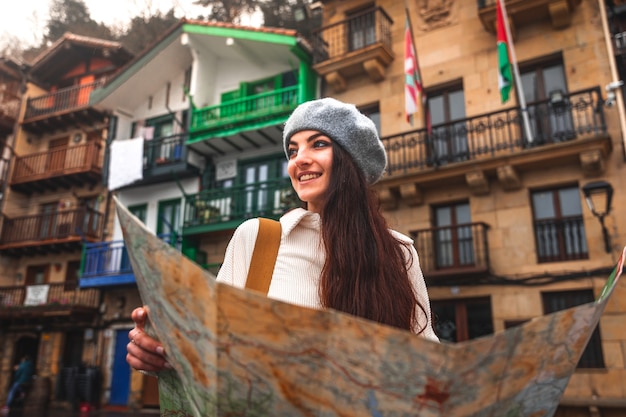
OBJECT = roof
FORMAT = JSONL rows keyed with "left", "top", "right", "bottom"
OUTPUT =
{"left": 183, "top": 18, "right": 298, "bottom": 37}
{"left": 29, "top": 32, "right": 133, "bottom": 84}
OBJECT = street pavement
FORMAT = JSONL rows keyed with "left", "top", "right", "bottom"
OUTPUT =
{"left": 2, "top": 407, "right": 159, "bottom": 417}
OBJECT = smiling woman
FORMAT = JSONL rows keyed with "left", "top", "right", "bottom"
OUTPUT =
{"left": 126, "top": 97, "right": 439, "bottom": 375}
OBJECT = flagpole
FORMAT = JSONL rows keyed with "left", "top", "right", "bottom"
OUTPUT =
{"left": 498, "top": 0, "right": 534, "bottom": 143}
{"left": 404, "top": 0, "right": 429, "bottom": 130}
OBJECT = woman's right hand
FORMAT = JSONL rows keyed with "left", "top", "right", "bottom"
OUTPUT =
{"left": 126, "top": 306, "right": 172, "bottom": 373}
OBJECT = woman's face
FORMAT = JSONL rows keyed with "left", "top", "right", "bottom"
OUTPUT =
{"left": 287, "top": 130, "right": 333, "bottom": 213}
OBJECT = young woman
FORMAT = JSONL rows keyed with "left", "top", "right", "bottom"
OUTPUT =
{"left": 126, "top": 98, "right": 438, "bottom": 373}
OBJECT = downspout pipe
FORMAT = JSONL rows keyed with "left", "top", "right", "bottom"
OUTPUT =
{"left": 598, "top": 0, "right": 626, "bottom": 160}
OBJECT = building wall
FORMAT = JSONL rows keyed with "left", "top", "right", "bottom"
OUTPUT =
{"left": 320, "top": 0, "right": 626, "bottom": 411}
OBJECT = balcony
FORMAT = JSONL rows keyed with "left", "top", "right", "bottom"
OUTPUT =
{"left": 311, "top": 7, "right": 394, "bottom": 92}
{"left": 183, "top": 178, "right": 299, "bottom": 235}
{"left": 139, "top": 133, "right": 201, "bottom": 186}
{"left": 0, "top": 207, "right": 104, "bottom": 256}
{"left": 10, "top": 141, "right": 102, "bottom": 193}
{"left": 478, "top": 0, "right": 582, "bottom": 33}
{"left": 411, "top": 222, "right": 490, "bottom": 282}
{"left": 377, "top": 87, "right": 610, "bottom": 207}
{"left": 534, "top": 216, "right": 587, "bottom": 263}
{"left": 0, "top": 283, "right": 99, "bottom": 325}
{"left": 22, "top": 80, "right": 107, "bottom": 134}
{"left": 0, "top": 158, "right": 10, "bottom": 193}
{"left": 80, "top": 234, "right": 183, "bottom": 288}
{"left": 0, "top": 81, "right": 20, "bottom": 134}
{"left": 189, "top": 85, "right": 304, "bottom": 153}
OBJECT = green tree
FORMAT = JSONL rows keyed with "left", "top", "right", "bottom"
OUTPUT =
{"left": 192, "top": 0, "right": 258, "bottom": 23}
{"left": 44, "top": 0, "right": 113, "bottom": 44}
{"left": 116, "top": 9, "right": 180, "bottom": 55}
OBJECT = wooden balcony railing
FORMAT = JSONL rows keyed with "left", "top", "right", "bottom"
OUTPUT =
{"left": 23, "top": 80, "right": 105, "bottom": 121}
{"left": 190, "top": 86, "right": 299, "bottom": 133}
{"left": 411, "top": 222, "right": 490, "bottom": 279}
{"left": 0, "top": 283, "right": 99, "bottom": 316}
{"left": 184, "top": 178, "right": 299, "bottom": 231}
{"left": 0, "top": 207, "right": 103, "bottom": 245}
{"left": 534, "top": 216, "right": 587, "bottom": 263}
{"left": 0, "top": 157, "right": 10, "bottom": 191}
{"left": 11, "top": 141, "right": 102, "bottom": 186}
{"left": 382, "top": 87, "right": 606, "bottom": 176}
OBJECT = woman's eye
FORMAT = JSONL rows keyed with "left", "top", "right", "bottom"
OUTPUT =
{"left": 287, "top": 148, "right": 297, "bottom": 158}
{"left": 313, "top": 140, "right": 330, "bottom": 148}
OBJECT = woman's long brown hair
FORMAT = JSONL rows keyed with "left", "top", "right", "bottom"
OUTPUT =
{"left": 318, "top": 143, "right": 428, "bottom": 333}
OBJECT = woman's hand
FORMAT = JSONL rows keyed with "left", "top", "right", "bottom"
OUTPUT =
{"left": 126, "top": 306, "right": 172, "bottom": 373}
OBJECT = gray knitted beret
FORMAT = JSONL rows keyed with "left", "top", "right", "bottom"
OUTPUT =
{"left": 283, "top": 98, "right": 387, "bottom": 184}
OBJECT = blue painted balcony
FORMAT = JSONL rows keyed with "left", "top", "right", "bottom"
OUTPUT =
{"left": 80, "top": 234, "right": 180, "bottom": 288}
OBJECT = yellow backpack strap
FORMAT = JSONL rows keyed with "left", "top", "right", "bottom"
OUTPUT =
{"left": 245, "top": 218, "right": 282, "bottom": 295}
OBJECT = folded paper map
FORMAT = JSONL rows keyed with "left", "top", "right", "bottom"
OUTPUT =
{"left": 116, "top": 198, "right": 625, "bottom": 417}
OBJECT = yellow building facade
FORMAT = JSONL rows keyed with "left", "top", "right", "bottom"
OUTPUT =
{"left": 312, "top": 0, "right": 626, "bottom": 415}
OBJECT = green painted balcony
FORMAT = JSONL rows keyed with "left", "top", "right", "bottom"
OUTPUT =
{"left": 183, "top": 177, "right": 300, "bottom": 235}
{"left": 189, "top": 85, "right": 303, "bottom": 146}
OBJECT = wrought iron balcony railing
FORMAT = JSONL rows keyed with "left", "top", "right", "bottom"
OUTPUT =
{"left": 0, "top": 283, "right": 99, "bottom": 312}
{"left": 382, "top": 87, "right": 605, "bottom": 176}
{"left": 0, "top": 207, "right": 103, "bottom": 245}
{"left": 143, "top": 133, "right": 187, "bottom": 168}
{"left": 11, "top": 141, "right": 102, "bottom": 185}
{"left": 23, "top": 79, "right": 105, "bottom": 121}
{"left": 81, "top": 234, "right": 180, "bottom": 282}
{"left": 311, "top": 6, "right": 393, "bottom": 64}
{"left": 184, "top": 178, "right": 299, "bottom": 231}
{"left": 411, "top": 222, "right": 490, "bottom": 279}
{"left": 191, "top": 86, "right": 299, "bottom": 133}
{"left": 534, "top": 216, "right": 587, "bottom": 263}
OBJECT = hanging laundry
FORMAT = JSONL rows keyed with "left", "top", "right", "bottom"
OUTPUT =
{"left": 109, "top": 137, "right": 144, "bottom": 191}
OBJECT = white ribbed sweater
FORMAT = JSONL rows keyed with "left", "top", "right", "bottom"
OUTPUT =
{"left": 216, "top": 208, "right": 439, "bottom": 341}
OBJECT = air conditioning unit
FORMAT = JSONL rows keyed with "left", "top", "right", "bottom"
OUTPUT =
{"left": 72, "top": 132, "right": 85, "bottom": 143}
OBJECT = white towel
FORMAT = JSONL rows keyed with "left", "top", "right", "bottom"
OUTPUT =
{"left": 109, "top": 137, "right": 144, "bottom": 191}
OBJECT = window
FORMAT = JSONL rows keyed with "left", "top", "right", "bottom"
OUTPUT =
{"left": 431, "top": 297, "right": 494, "bottom": 343}
{"left": 239, "top": 156, "right": 290, "bottom": 217}
{"left": 348, "top": 6, "right": 376, "bottom": 51}
{"left": 128, "top": 204, "right": 147, "bottom": 224}
{"left": 531, "top": 186, "right": 587, "bottom": 263}
{"left": 80, "top": 197, "right": 102, "bottom": 235}
{"left": 360, "top": 103, "right": 381, "bottom": 135}
{"left": 433, "top": 202, "right": 474, "bottom": 269}
{"left": 39, "top": 202, "right": 59, "bottom": 239}
{"left": 183, "top": 66, "right": 192, "bottom": 101}
{"left": 428, "top": 84, "right": 467, "bottom": 164}
{"left": 65, "top": 261, "right": 80, "bottom": 291}
{"left": 542, "top": 290, "right": 604, "bottom": 368}
{"left": 520, "top": 56, "right": 574, "bottom": 143}
{"left": 26, "top": 265, "right": 48, "bottom": 285}
{"left": 157, "top": 198, "right": 181, "bottom": 237}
